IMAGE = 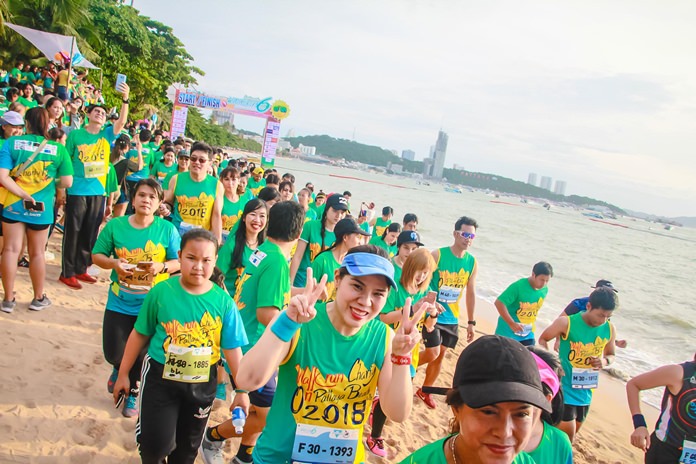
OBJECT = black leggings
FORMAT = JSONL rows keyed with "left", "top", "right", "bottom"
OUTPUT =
{"left": 371, "top": 399, "right": 387, "bottom": 438}
{"left": 645, "top": 432, "right": 683, "bottom": 464}
{"left": 62, "top": 194, "right": 104, "bottom": 278}
{"left": 137, "top": 357, "right": 217, "bottom": 464}
{"left": 102, "top": 310, "right": 145, "bottom": 388}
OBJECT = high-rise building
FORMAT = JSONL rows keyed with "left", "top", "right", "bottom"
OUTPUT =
{"left": 211, "top": 110, "right": 234, "bottom": 127}
{"left": 402, "top": 149, "right": 415, "bottom": 161}
{"left": 540, "top": 176, "right": 553, "bottom": 191}
{"left": 554, "top": 180, "right": 567, "bottom": 196}
{"left": 423, "top": 158, "right": 434, "bottom": 177}
{"left": 431, "top": 130, "right": 448, "bottom": 179}
{"left": 527, "top": 173, "right": 538, "bottom": 186}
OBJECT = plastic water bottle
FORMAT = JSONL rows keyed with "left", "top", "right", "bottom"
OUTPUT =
{"left": 232, "top": 407, "right": 247, "bottom": 434}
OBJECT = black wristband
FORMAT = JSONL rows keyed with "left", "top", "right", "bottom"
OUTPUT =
{"left": 122, "top": 99, "right": 129, "bottom": 104}
{"left": 467, "top": 320, "right": 476, "bottom": 326}
{"left": 632, "top": 414, "right": 647, "bottom": 429}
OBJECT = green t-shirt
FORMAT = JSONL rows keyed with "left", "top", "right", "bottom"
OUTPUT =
{"left": 304, "top": 208, "right": 317, "bottom": 223}
{"left": 381, "top": 281, "right": 426, "bottom": 373}
{"left": 253, "top": 303, "right": 390, "bottom": 464}
{"left": 16, "top": 96, "right": 38, "bottom": 109}
{"left": 10, "top": 68, "right": 22, "bottom": 81}
{"left": 134, "top": 276, "right": 248, "bottom": 366}
{"left": 373, "top": 217, "right": 391, "bottom": 237}
{"left": 234, "top": 240, "right": 290, "bottom": 353}
{"left": 494, "top": 277, "right": 549, "bottom": 342}
{"left": 310, "top": 250, "right": 341, "bottom": 303}
{"left": 527, "top": 421, "right": 573, "bottom": 464}
{"left": 369, "top": 235, "right": 397, "bottom": 258}
{"left": 151, "top": 161, "right": 177, "bottom": 185}
{"left": 400, "top": 436, "right": 536, "bottom": 464}
{"left": 216, "top": 236, "right": 255, "bottom": 294}
{"left": 430, "top": 247, "right": 476, "bottom": 325}
{"left": 0, "top": 135, "right": 73, "bottom": 224}
{"left": 170, "top": 172, "right": 219, "bottom": 235}
{"left": 221, "top": 195, "right": 245, "bottom": 243}
{"left": 248, "top": 177, "right": 266, "bottom": 196}
{"left": 66, "top": 126, "right": 117, "bottom": 196}
{"left": 125, "top": 146, "right": 154, "bottom": 181}
{"left": 294, "top": 220, "right": 336, "bottom": 288}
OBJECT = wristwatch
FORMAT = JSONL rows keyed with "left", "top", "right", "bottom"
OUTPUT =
{"left": 467, "top": 320, "right": 476, "bottom": 326}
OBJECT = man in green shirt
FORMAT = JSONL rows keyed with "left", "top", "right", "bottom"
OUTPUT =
{"left": 201, "top": 200, "right": 305, "bottom": 464}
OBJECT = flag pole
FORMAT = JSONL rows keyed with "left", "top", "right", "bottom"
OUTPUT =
{"left": 66, "top": 36, "right": 75, "bottom": 99}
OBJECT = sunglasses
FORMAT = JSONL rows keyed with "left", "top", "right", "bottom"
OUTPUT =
{"left": 457, "top": 231, "right": 476, "bottom": 240}
{"left": 189, "top": 157, "right": 208, "bottom": 164}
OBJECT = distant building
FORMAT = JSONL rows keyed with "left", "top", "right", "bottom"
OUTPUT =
{"left": 299, "top": 144, "right": 316, "bottom": 156}
{"left": 453, "top": 163, "right": 466, "bottom": 171}
{"left": 402, "top": 149, "right": 415, "bottom": 161}
{"left": 285, "top": 128, "right": 296, "bottom": 138}
{"left": 389, "top": 149, "right": 399, "bottom": 157}
{"left": 554, "top": 180, "right": 567, "bottom": 196}
{"left": 431, "top": 131, "right": 448, "bottom": 179}
{"left": 277, "top": 140, "right": 291, "bottom": 150}
{"left": 211, "top": 110, "right": 234, "bottom": 127}
{"left": 540, "top": 176, "right": 553, "bottom": 191}
{"left": 423, "top": 158, "right": 434, "bottom": 177}
{"left": 527, "top": 173, "right": 537, "bottom": 186}
{"left": 388, "top": 162, "right": 403, "bottom": 173}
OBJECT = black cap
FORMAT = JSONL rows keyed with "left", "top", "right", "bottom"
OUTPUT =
{"left": 451, "top": 335, "right": 551, "bottom": 413}
{"left": 325, "top": 193, "right": 349, "bottom": 211}
{"left": 397, "top": 230, "right": 424, "bottom": 248}
{"left": 592, "top": 279, "right": 618, "bottom": 293}
{"left": 334, "top": 218, "right": 370, "bottom": 239}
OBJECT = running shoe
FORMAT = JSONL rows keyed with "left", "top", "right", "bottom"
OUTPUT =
{"left": 59, "top": 276, "right": 82, "bottom": 290}
{"left": 215, "top": 382, "right": 227, "bottom": 402}
{"left": 17, "top": 256, "right": 29, "bottom": 268}
{"left": 28, "top": 294, "right": 52, "bottom": 311}
{"left": 1, "top": 299, "right": 16, "bottom": 314}
{"left": 107, "top": 368, "right": 118, "bottom": 394}
{"left": 365, "top": 435, "right": 387, "bottom": 458}
{"left": 75, "top": 272, "right": 97, "bottom": 284}
{"left": 54, "top": 223, "right": 64, "bottom": 234}
{"left": 200, "top": 433, "right": 225, "bottom": 464}
{"left": 122, "top": 395, "right": 138, "bottom": 418}
{"left": 415, "top": 387, "right": 437, "bottom": 409}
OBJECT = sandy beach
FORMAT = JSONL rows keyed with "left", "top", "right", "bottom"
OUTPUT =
{"left": 0, "top": 235, "right": 655, "bottom": 463}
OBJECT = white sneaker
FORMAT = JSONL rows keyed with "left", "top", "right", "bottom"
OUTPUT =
{"left": 200, "top": 433, "right": 225, "bottom": 464}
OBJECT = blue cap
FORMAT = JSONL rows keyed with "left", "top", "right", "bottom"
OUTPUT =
{"left": 341, "top": 252, "right": 397, "bottom": 288}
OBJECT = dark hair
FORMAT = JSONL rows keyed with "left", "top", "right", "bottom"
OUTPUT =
{"left": 455, "top": 216, "right": 478, "bottom": 230}
{"left": 267, "top": 201, "right": 304, "bottom": 242}
{"left": 381, "top": 206, "right": 393, "bottom": 216}
{"left": 282, "top": 172, "right": 295, "bottom": 183}
{"left": 220, "top": 166, "right": 240, "bottom": 180}
{"left": 180, "top": 228, "right": 218, "bottom": 253}
{"left": 265, "top": 173, "right": 280, "bottom": 185}
{"left": 47, "top": 127, "right": 65, "bottom": 142}
{"left": 343, "top": 191, "right": 352, "bottom": 197}
{"left": 336, "top": 244, "right": 389, "bottom": 280}
{"left": 258, "top": 186, "right": 281, "bottom": 204}
{"left": 24, "top": 107, "right": 49, "bottom": 138}
{"left": 231, "top": 199, "right": 267, "bottom": 269}
{"left": 279, "top": 180, "right": 294, "bottom": 193}
{"left": 381, "top": 222, "right": 401, "bottom": 240}
{"left": 5, "top": 88, "right": 19, "bottom": 101}
{"left": 191, "top": 141, "right": 213, "bottom": 157}
{"left": 527, "top": 346, "right": 565, "bottom": 426}
{"left": 532, "top": 261, "right": 554, "bottom": 277}
{"left": 134, "top": 178, "right": 164, "bottom": 202}
{"left": 45, "top": 97, "right": 64, "bottom": 128}
{"left": 403, "top": 213, "right": 418, "bottom": 225}
{"left": 154, "top": 129, "right": 163, "bottom": 137}
{"left": 209, "top": 266, "right": 226, "bottom": 291}
{"left": 138, "top": 129, "right": 152, "bottom": 142}
{"left": 588, "top": 287, "right": 618, "bottom": 311}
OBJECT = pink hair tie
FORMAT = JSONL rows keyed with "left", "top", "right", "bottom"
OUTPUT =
{"left": 531, "top": 352, "right": 560, "bottom": 397}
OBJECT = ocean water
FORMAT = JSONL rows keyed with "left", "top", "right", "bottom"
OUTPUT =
{"left": 276, "top": 157, "right": 696, "bottom": 406}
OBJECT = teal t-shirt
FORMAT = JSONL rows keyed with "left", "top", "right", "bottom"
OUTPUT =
{"left": 125, "top": 146, "right": 154, "bottom": 181}
{"left": 430, "top": 247, "right": 476, "bottom": 325}
{"left": 92, "top": 216, "right": 180, "bottom": 316}
{"left": 234, "top": 240, "right": 290, "bottom": 353}
{"left": 66, "top": 126, "right": 117, "bottom": 196}
{"left": 304, "top": 208, "right": 317, "bottom": 223}
{"left": 253, "top": 303, "right": 390, "bottom": 464}
{"left": 309, "top": 250, "right": 341, "bottom": 303}
{"left": 494, "top": 277, "right": 549, "bottom": 342}
{"left": 400, "top": 436, "right": 536, "bottom": 464}
{"left": 134, "top": 276, "right": 248, "bottom": 365}
{"left": 216, "top": 235, "right": 255, "bottom": 295}
{"left": 0, "top": 135, "right": 73, "bottom": 224}
{"left": 527, "top": 421, "right": 573, "bottom": 464}
{"left": 151, "top": 161, "right": 177, "bottom": 185}
{"left": 294, "top": 220, "right": 336, "bottom": 288}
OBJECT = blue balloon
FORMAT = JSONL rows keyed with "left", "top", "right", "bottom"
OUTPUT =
{"left": 72, "top": 52, "right": 84, "bottom": 65}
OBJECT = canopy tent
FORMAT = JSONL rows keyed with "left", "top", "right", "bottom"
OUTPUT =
{"left": 5, "top": 23, "right": 99, "bottom": 69}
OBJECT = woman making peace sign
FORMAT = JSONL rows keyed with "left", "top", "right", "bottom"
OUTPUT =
{"left": 236, "top": 244, "right": 429, "bottom": 464}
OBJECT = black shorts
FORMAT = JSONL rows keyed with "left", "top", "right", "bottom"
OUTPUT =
{"left": 645, "top": 432, "right": 683, "bottom": 464}
{"left": 561, "top": 404, "right": 590, "bottom": 423}
{"left": 423, "top": 323, "right": 459, "bottom": 349}
{"left": 230, "top": 372, "right": 277, "bottom": 408}
{"left": 2, "top": 216, "right": 50, "bottom": 231}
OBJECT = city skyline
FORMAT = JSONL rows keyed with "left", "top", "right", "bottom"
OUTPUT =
{"left": 136, "top": 0, "right": 696, "bottom": 216}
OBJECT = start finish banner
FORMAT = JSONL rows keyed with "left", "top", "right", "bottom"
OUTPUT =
{"left": 171, "top": 89, "right": 290, "bottom": 167}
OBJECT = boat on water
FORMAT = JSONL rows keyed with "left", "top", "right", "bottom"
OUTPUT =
{"left": 582, "top": 212, "right": 604, "bottom": 219}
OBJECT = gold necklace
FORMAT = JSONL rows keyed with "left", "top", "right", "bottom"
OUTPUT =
{"left": 450, "top": 434, "right": 459, "bottom": 464}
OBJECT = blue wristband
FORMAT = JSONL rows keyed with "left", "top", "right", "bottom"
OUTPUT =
{"left": 271, "top": 311, "right": 301, "bottom": 342}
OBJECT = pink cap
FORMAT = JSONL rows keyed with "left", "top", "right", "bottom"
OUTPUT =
{"left": 531, "top": 352, "right": 560, "bottom": 397}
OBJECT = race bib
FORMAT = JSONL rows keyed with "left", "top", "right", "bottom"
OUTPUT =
{"left": 84, "top": 161, "right": 106, "bottom": 178}
{"left": 438, "top": 285, "right": 461, "bottom": 304}
{"left": 571, "top": 368, "right": 599, "bottom": 389}
{"left": 179, "top": 221, "right": 199, "bottom": 236}
{"left": 121, "top": 268, "right": 154, "bottom": 290}
{"left": 292, "top": 423, "right": 358, "bottom": 464}
{"left": 680, "top": 440, "right": 696, "bottom": 464}
{"left": 162, "top": 344, "right": 212, "bottom": 383}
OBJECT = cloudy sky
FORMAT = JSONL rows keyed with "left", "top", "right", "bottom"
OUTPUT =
{"left": 136, "top": 0, "right": 696, "bottom": 216}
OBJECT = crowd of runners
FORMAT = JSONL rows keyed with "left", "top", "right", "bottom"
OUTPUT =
{"left": 0, "top": 67, "right": 693, "bottom": 464}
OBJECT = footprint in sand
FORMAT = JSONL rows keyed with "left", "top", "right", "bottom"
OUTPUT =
{"left": 52, "top": 357, "right": 75, "bottom": 371}
{"left": 78, "top": 378, "right": 93, "bottom": 392}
